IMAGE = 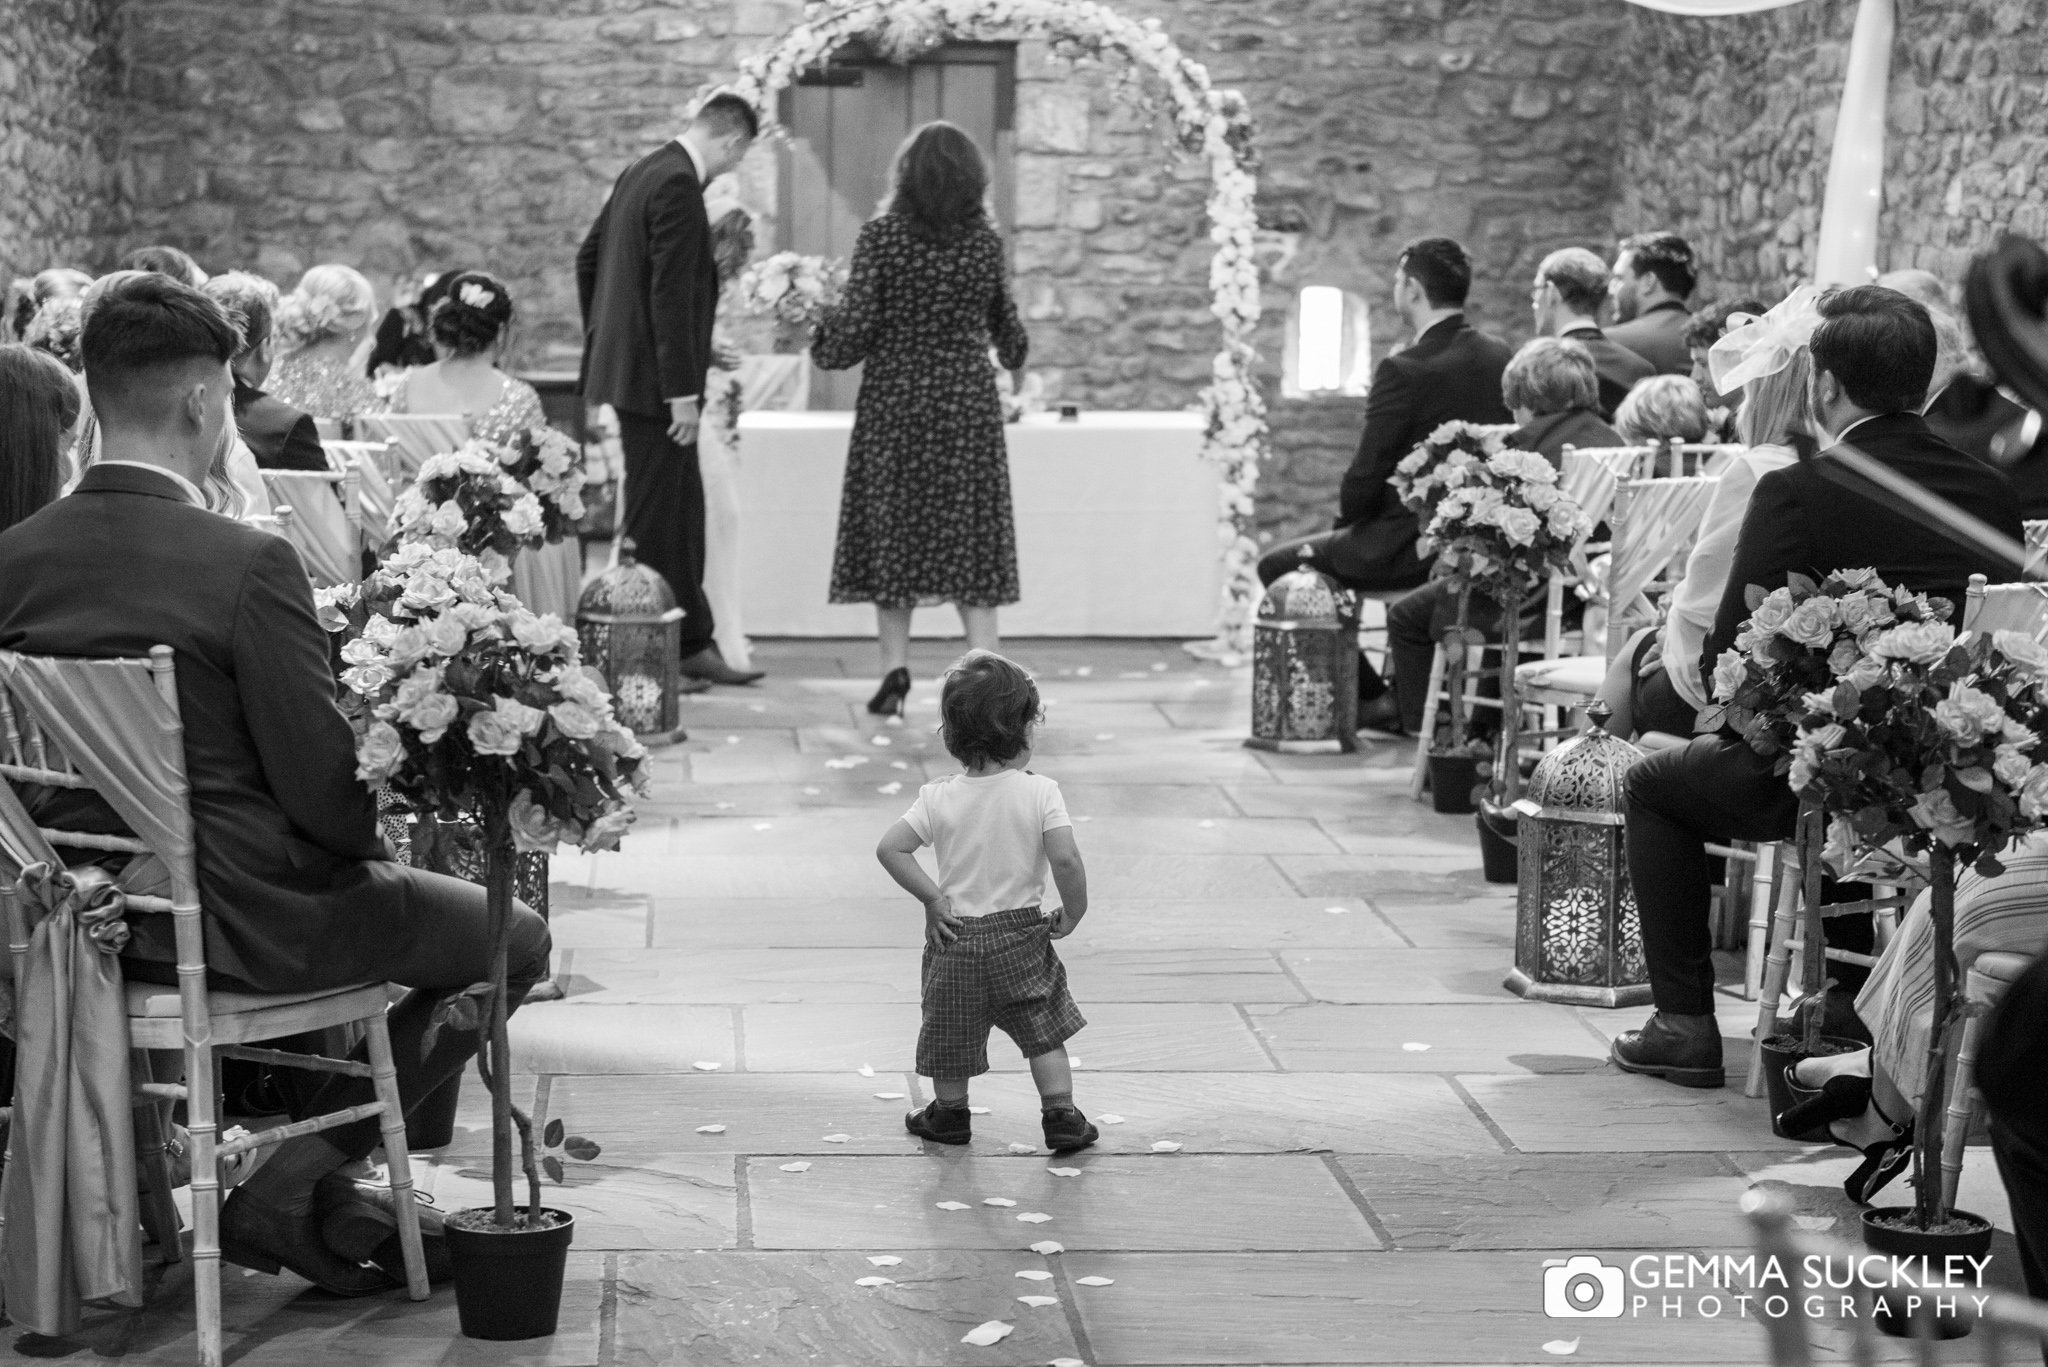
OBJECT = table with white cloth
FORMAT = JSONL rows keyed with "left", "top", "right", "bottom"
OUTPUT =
{"left": 736, "top": 411, "right": 1220, "bottom": 637}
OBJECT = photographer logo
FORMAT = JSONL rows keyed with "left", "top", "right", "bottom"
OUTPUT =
{"left": 1544, "top": 1256, "right": 1626, "bottom": 1318}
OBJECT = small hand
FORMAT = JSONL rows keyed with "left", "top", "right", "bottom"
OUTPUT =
{"left": 667, "top": 397, "right": 702, "bottom": 447}
{"left": 1048, "top": 907, "right": 1081, "bottom": 940}
{"left": 1636, "top": 638, "right": 1665, "bottom": 678}
{"left": 924, "top": 895, "right": 963, "bottom": 951}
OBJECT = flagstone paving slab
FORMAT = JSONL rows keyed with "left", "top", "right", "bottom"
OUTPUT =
{"left": 562, "top": 947, "right": 919, "bottom": 1004}
{"left": 1060, "top": 948, "right": 1307, "bottom": 1003}
{"left": 1240, "top": 1002, "right": 1606, "bottom": 1074}
{"left": 1273, "top": 855, "right": 1489, "bottom": 898}
{"left": 509, "top": 1003, "right": 736, "bottom": 1074}
{"left": 538, "top": 1073, "right": 930, "bottom": 1158}
{"left": 1459, "top": 1073, "right": 1804, "bottom": 1153}
{"left": 610, "top": 1250, "right": 1081, "bottom": 1366}
{"left": 1279, "top": 947, "right": 1539, "bottom": 1004}
{"left": 425, "top": 1155, "right": 739, "bottom": 1250}
{"left": 745, "top": 1155, "right": 1382, "bottom": 1251}
{"left": 1369, "top": 896, "right": 1519, "bottom": 948}
{"left": 741, "top": 1002, "right": 1278, "bottom": 1073}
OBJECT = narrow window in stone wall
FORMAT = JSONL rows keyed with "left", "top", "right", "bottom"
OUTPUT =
{"left": 1284, "top": 286, "right": 1370, "bottom": 398}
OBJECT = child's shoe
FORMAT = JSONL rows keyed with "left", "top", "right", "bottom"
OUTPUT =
{"left": 1042, "top": 1105, "right": 1098, "bottom": 1154}
{"left": 905, "top": 1100, "right": 972, "bottom": 1145}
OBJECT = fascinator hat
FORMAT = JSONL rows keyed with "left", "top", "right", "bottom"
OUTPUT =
{"left": 1708, "top": 284, "right": 1826, "bottom": 395}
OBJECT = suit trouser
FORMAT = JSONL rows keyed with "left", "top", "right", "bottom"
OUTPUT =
{"left": 1623, "top": 738, "right": 1872, "bottom": 1016}
{"left": 1385, "top": 579, "right": 1551, "bottom": 735}
{"left": 1991, "top": 1117, "right": 2048, "bottom": 1352}
{"left": 299, "top": 867, "right": 553, "bottom": 1158}
{"left": 619, "top": 410, "right": 714, "bottom": 657}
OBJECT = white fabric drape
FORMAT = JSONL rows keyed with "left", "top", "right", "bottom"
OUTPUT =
{"left": 259, "top": 471, "right": 356, "bottom": 588}
{"left": 699, "top": 355, "right": 812, "bottom": 671}
{"left": 355, "top": 413, "right": 471, "bottom": 481}
{"left": 1609, "top": 476, "right": 1720, "bottom": 624}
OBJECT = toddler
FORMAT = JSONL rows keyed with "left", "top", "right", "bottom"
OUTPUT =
{"left": 875, "top": 651, "right": 1097, "bottom": 1154}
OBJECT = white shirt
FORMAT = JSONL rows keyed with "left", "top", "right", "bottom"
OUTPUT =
{"left": 901, "top": 769, "right": 1072, "bottom": 918}
{"left": 1659, "top": 443, "right": 1800, "bottom": 711}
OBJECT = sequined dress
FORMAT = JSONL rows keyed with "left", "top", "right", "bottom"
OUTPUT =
{"left": 268, "top": 351, "right": 381, "bottom": 426}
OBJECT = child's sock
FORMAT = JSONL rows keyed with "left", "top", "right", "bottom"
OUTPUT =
{"left": 1039, "top": 1091, "right": 1073, "bottom": 1113}
{"left": 934, "top": 1096, "right": 971, "bottom": 1112}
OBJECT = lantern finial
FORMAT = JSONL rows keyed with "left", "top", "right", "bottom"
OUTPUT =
{"left": 1586, "top": 701, "right": 1613, "bottom": 734}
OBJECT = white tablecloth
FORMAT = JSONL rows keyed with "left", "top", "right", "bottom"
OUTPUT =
{"left": 736, "top": 411, "right": 1220, "bottom": 637}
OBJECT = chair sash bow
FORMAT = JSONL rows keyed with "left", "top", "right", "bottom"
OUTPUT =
{"left": 15, "top": 862, "right": 129, "bottom": 955}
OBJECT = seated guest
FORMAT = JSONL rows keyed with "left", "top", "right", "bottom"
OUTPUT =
{"left": 379, "top": 270, "right": 546, "bottom": 441}
{"left": 1596, "top": 288, "right": 1819, "bottom": 740}
{"left": 7, "top": 267, "right": 92, "bottom": 342}
{"left": 1612, "top": 285, "right": 2021, "bottom": 1090}
{"left": 366, "top": 269, "right": 466, "bottom": 378}
{"left": 1606, "top": 232, "right": 1700, "bottom": 374}
{"left": 1612, "top": 374, "right": 1711, "bottom": 447}
{"left": 269, "top": 264, "right": 381, "bottom": 427}
{"left": 1258, "top": 237, "right": 1512, "bottom": 594}
{"left": 1979, "top": 949, "right": 2048, "bottom": 1318}
{"left": 1363, "top": 339, "right": 1619, "bottom": 736}
{"left": 1919, "top": 305, "right": 2048, "bottom": 507}
{"left": 203, "top": 271, "right": 329, "bottom": 472}
{"left": 1875, "top": 266, "right": 1952, "bottom": 316}
{"left": 0, "top": 272, "right": 550, "bottom": 1294}
{"left": 1780, "top": 837, "right": 2048, "bottom": 1204}
{"left": 1530, "top": 248, "right": 1654, "bottom": 420}
{"left": 23, "top": 294, "right": 85, "bottom": 374}
{"left": 0, "top": 343, "right": 81, "bottom": 532}
{"left": 119, "top": 243, "right": 207, "bottom": 288}
{"left": 1683, "top": 297, "right": 1767, "bottom": 424}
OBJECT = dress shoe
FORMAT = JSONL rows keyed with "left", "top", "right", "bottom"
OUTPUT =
{"left": 676, "top": 675, "right": 713, "bottom": 695}
{"left": 866, "top": 667, "right": 912, "bottom": 718}
{"left": 904, "top": 1100, "right": 972, "bottom": 1145}
{"left": 680, "top": 647, "right": 765, "bottom": 687}
{"left": 317, "top": 1173, "right": 452, "bottom": 1284}
{"left": 1041, "top": 1105, "right": 1098, "bottom": 1155}
{"left": 1357, "top": 694, "right": 1406, "bottom": 737}
{"left": 1610, "top": 1011, "right": 1725, "bottom": 1088}
{"left": 220, "top": 1185, "right": 400, "bottom": 1296}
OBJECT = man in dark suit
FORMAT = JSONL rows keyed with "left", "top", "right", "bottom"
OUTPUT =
{"left": 1531, "top": 247, "right": 1654, "bottom": 420}
{"left": 202, "top": 271, "right": 328, "bottom": 471}
{"left": 1259, "top": 237, "right": 1513, "bottom": 599}
{"left": 1606, "top": 232, "right": 1699, "bottom": 375}
{"left": 578, "top": 93, "right": 760, "bottom": 687}
{"left": 1612, "top": 286, "right": 2022, "bottom": 1089}
{"left": 0, "top": 274, "right": 551, "bottom": 1293}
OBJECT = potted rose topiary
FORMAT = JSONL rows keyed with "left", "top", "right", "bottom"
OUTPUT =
{"left": 318, "top": 546, "right": 645, "bottom": 1340}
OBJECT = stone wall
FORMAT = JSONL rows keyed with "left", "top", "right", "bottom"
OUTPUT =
{"left": 1616, "top": 0, "right": 2048, "bottom": 305}
{"left": 0, "top": 0, "right": 112, "bottom": 285}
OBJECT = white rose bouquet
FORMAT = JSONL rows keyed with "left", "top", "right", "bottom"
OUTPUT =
{"left": 1416, "top": 443, "right": 1592, "bottom": 602}
{"left": 1391, "top": 421, "right": 1518, "bottom": 527}
{"left": 391, "top": 430, "right": 587, "bottom": 562}
{"left": 734, "top": 251, "right": 848, "bottom": 332}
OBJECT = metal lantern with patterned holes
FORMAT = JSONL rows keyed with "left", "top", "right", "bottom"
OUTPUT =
{"left": 1504, "top": 703, "right": 1651, "bottom": 1007}
{"left": 576, "top": 538, "right": 686, "bottom": 743}
{"left": 1246, "top": 557, "right": 1359, "bottom": 753}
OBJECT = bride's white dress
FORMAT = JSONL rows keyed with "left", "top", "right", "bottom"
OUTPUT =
{"left": 698, "top": 354, "right": 810, "bottom": 671}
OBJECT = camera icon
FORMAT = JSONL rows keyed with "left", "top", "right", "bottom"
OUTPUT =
{"left": 1544, "top": 1255, "right": 1625, "bottom": 1318}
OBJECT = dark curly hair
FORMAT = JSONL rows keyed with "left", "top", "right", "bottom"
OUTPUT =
{"left": 429, "top": 270, "right": 516, "bottom": 357}
{"left": 939, "top": 651, "right": 1042, "bottom": 771}
{"left": 887, "top": 122, "right": 990, "bottom": 243}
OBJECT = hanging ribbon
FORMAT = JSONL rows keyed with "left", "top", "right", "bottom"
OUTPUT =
{"left": 15, "top": 863, "right": 130, "bottom": 955}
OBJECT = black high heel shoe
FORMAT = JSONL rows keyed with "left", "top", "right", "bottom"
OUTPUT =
{"left": 1776, "top": 1075, "right": 1913, "bottom": 1205}
{"left": 866, "top": 667, "right": 912, "bottom": 718}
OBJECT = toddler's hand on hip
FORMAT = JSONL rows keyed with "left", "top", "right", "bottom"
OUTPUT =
{"left": 1048, "top": 907, "right": 1080, "bottom": 939}
{"left": 924, "top": 896, "right": 962, "bottom": 950}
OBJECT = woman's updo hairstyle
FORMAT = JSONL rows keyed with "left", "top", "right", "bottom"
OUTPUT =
{"left": 429, "top": 271, "right": 515, "bottom": 358}
{"left": 274, "top": 263, "right": 378, "bottom": 351}
{"left": 886, "top": 121, "right": 991, "bottom": 243}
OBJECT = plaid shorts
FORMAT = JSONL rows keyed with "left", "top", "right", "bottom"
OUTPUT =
{"left": 916, "top": 906, "right": 1087, "bottom": 1079}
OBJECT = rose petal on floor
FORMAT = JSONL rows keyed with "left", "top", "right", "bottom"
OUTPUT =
{"left": 1017, "top": 1212, "right": 1052, "bottom": 1223}
{"left": 968, "top": 1106, "right": 990, "bottom": 1115}
{"left": 874, "top": 1092, "right": 907, "bottom": 1100}
{"left": 752, "top": 822, "right": 773, "bottom": 831}
{"left": 854, "top": 1276, "right": 893, "bottom": 1287}
{"left": 802, "top": 786, "right": 822, "bottom": 795}
{"left": 891, "top": 760, "right": 909, "bottom": 770}
{"left": 936, "top": 1201, "right": 970, "bottom": 1210}
{"left": 878, "top": 782, "right": 903, "bottom": 795}
{"left": 872, "top": 736, "right": 892, "bottom": 747}
{"left": 1151, "top": 1141, "right": 1183, "bottom": 1153}
{"left": 694, "top": 1124, "right": 726, "bottom": 1134}
{"left": 714, "top": 802, "right": 735, "bottom": 810}
{"left": 823, "top": 1134, "right": 851, "bottom": 1143}
{"left": 961, "top": 1321, "right": 1013, "bottom": 1347}
{"left": 1198, "top": 820, "right": 1215, "bottom": 828}
{"left": 1016, "top": 1295, "right": 1059, "bottom": 1308}
{"left": 1401, "top": 1042, "right": 1431, "bottom": 1052}
{"left": 1074, "top": 1276, "right": 1115, "bottom": 1287}
{"left": 983, "top": 1197, "right": 1017, "bottom": 1207}
{"left": 1098, "top": 1114, "right": 1124, "bottom": 1124}
{"left": 1051, "top": 1359, "right": 1086, "bottom": 1367}
{"left": 867, "top": 1255, "right": 902, "bottom": 1267}
{"left": 1542, "top": 1339, "right": 1580, "bottom": 1356}
{"left": 858, "top": 1064, "right": 875, "bottom": 1077}
{"left": 692, "top": 1061, "right": 721, "bottom": 1071}
{"left": 725, "top": 736, "right": 741, "bottom": 745}
{"left": 779, "top": 1161, "right": 811, "bottom": 1172}
{"left": 1324, "top": 906, "right": 1349, "bottom": 915}
{"left": 1046, "top": 1167, "right": 1082, "bottom": 1177}
{"left": 1793, "top": 1215, "right": 1836, "bottom": 1231}
{"left": 1029, "top": 1240, "right": 1064, "bottom": 1255}
{"left": 1007, "top": 1143, "right": 1038, "bottom": 1155}
{"left": 1015, "top": 1270, "right": 1053, "bottom": 1281}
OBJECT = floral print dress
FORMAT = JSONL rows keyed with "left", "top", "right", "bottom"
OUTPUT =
{"left": 812, "top": 214, "right": 1029, "bottom": 609}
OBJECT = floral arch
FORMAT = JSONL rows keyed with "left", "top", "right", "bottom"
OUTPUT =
{"left": 718, "top": 0, "right": 1268, "bottom": 649}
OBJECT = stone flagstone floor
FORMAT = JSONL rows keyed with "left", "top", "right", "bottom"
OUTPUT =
{"left": 22, "top": 640, "right": 2029, "bottom": 1365}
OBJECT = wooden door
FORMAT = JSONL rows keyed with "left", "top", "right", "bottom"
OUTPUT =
{"left": 782, "top": 43, "right": 1016, "bottom": 410}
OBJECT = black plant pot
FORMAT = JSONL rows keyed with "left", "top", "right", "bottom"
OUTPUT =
{"left": 405, "top": 1074, "right": 462, "bottom": 1151}
{"left": 1475, "top": 802, "right": 1518, "bottom": 884}
{"left": 1427, "top": 752, "right": 1480, "bottom": 815}
{"left": 1759, "top": 1034, "right": 1864, "bottom": 1141}
{"left": 1861, "top": 1205, "right": 1995, "bottom": 1340}
{"left": 447, "top": 1207, "right": 576, "bottom": 1341}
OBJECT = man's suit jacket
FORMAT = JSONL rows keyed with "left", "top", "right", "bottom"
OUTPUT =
{"left": 0, "top": 464, "right": 420, "bottom": 993}
{"left": 576, "top": 141, "right": 719, "bottom": 420}
{"left": 1605, "top": 299, "right": 1692, "bottom": 375}
{"left": 233, "top": 378, "right": 328, "bottom": 472}
{"left": 1337, "top": 315, "right": 1513, "bottom": 529}
{"left": 1560, "top": 325, "right": 1656, "bottom": 420}
{"left": 1702, "top": 412, "right": 2023, "bottom": 681}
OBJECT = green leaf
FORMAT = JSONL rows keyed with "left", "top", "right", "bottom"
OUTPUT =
{"left": 1955, "top": 766, "right": 1995, "bottom": 793}
{"left": 544, "top": 1118, "right": 565, "bottom": 1148}
{"left": 542, "top": 1155, "right": 565, "bottom": 1184}
{"left": 563, "top": 1136, "right": 602, "bottom": 1162}
{"left": 1786, "top": 572, "right": 1819, "bottom": 597}
{"left": 1744, "top": 583, "right": 1767, "bottom": 611}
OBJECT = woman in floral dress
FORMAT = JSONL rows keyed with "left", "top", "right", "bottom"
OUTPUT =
{"left": 380, "top": 270, "right": 583, "bottom": 621}
{"left": 812, "top": 121, "right": 1029, "bottom": 717}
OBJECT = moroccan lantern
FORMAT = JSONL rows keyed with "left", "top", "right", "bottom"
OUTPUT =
{"left": 1247, "top": 556, "right": 1359, "bottom": 754}
{"left": 1504, "top": 703, "right": 1650, "bottom": 1008}
{"left": 576, "top": 538, "right": 686, "bottom": 743}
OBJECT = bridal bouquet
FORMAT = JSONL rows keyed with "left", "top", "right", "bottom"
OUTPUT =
{"left": 391, "top": 429, "right": 585, "bottom": 563}
{"left": 317, "top": 544, "right": 646, "bottom": 854}
{"left": 1417, "top": 444, "right": 1591, "bottom": 601}
{"left": 1390, "top": 421, "right": 1518, "bottom": 527}
{"left": 735, "top": 251, "right": 848, "bottom": 331}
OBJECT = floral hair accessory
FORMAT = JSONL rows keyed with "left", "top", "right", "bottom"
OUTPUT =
{"left": 458, "top": 281, "right": 495, "bottom": 311}
{"left": 1709, "top": 283, "right": 1825, "bottom": 395}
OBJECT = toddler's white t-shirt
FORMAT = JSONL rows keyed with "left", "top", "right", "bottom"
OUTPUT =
{"left": 900, "top": 769, "right": 1072, "bottom": 918}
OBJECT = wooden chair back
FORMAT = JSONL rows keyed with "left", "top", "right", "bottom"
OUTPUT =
{"left": 259, "top": 468, "right": 363, "bottom": 587}
{"left": 1604, "top": 474, "right": 1718, "bottom": 660}
{"left": 355, "top": 413, "right": 471, "bottom": 481}
{"left": 1961, "top": 572, "right": 2048, "bottom": 638}
{"left": 322, "top": 441, "right": 396, "bottom": 546}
